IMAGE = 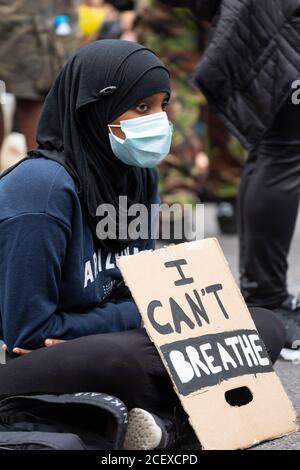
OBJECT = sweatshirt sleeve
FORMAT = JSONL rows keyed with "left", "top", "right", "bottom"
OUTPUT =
{"left": 0, "top": 213, "right": 140, "bottom": 351}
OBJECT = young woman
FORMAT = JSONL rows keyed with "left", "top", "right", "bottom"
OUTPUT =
{"left": 0, "top": 40, "right": 285, "bottom": 449}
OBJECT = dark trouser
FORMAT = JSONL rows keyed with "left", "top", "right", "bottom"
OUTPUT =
{"left": 239, "top": 97, "right": 300, "bottom": 309}
{"left": 0, "top": 308, "right": 285, "bottom": 416}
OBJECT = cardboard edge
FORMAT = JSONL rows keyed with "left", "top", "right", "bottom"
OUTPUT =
{"left": 239, "top": 422, "right": 299, "bottom": 451}
{"left": 197, "top": 415, "right": 299, "bottom": 451}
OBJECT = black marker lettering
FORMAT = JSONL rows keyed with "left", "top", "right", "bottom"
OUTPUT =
{"left": 169, "top": 297, "right": 195, "bottom": 333}
{"left": 164, "top": 259, "right": 194, "bottom": 286}
{"left": 185, "top": 289, "right": 210, "bottom": 327}
{"left": 147, "top": 300, "right": 174, "bottom": 335}
{"left": 205, "top": 284, "right": 229, "bottom": 319}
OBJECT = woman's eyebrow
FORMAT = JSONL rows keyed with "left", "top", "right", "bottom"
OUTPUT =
{"left": 133, "top": 97, "right": 151, "bottom": 105}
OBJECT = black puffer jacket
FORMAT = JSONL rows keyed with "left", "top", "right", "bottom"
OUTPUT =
{"left": 192, "top": 0, "right": 300, "bottom": 151}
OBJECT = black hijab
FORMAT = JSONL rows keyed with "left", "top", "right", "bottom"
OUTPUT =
{"left": 9, "top": 40, "right": 171, "bottom": 252}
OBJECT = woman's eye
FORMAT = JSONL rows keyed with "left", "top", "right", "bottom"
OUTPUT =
{"left": 162, "top": 101, "right": 169, "bottom": 111}
{"left": 136, "top": 103, "right": 149, "bottom": 112}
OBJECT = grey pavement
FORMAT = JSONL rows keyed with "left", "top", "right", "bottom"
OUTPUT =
{"left": 204, "top": 203, "right": 300, "bottom": 450}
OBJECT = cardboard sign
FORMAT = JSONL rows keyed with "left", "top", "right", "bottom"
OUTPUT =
{"left": 117, "top": 238, "right": 297, "bottom": 450}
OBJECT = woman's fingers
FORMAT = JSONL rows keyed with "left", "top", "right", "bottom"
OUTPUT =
{"left": 44, "top": 339, "right": 66, "bottom": 347}
{"left": 12, "top": 348, "right": 32, "bottom": 355}
{"left": 7, "top": 340, "right": 66, "bottom": 355}
{"left": 2, "top": 344, "right": 30, "bottom": 355}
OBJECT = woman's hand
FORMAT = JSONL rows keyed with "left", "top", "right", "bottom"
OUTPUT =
{"left": 2, "top": 339, "right": 66, "bottom": 356}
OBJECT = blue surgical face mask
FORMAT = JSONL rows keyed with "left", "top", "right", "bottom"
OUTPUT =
{"left": 108, "top": 111, "right": 173, "bottom": 168}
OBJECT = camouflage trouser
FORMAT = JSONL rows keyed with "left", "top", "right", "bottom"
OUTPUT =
{"left": 202, "top": 105, "right": 245, "bottom": 200}
{"left": 136, "top": 0, "right": 244, "bottom": 203}
{"left": 136, "top": 2, "right": 208, "bottom": 205}
{"left": 0, "top": 1, "right": 78, "bottom": 100}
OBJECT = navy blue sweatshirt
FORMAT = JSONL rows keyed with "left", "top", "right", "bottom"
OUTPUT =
{"left": 0, "top": 159, "right": 157, "bottom": 351}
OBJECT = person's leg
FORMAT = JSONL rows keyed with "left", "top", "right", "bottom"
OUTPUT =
{"left": 0, "top": 307, "right": 284, "bottom": 399}
{"left": 0, "top": 310, "right": 285, "bottom": 449}
{"left": 248, "top": 307, "right": 286, "bottom": 363}
{"left": 239, "top": 145, "right": 300, "bottom": 309}
{"left": 238, "top": 150, "right": 257, "bottom": 283}
{"left": 239, "top": 97, "right": 300, "bottom": 310}
{"left": 0, "top": 329, "right": 179, "bottom": 414}
{"left": 16, "top": 98, "right": 43, "bottom": 150}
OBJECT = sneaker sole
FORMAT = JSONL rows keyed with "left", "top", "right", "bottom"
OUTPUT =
{"left": 280, "top": 348, "right": 300, "bottom": 363}
{"left": 124, "top": 408, "right": 162, "bottom": 450}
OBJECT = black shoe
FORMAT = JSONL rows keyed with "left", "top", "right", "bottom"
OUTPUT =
{"left": 123, "top": 408, "right": 198, "bottom": 450}
{"left": 274, "top": 295, "right": 300, "bottom": 350}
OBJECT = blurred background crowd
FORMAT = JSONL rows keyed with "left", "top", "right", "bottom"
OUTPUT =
{"left": 0, "top": 0, "right": 246, "bottom": 236}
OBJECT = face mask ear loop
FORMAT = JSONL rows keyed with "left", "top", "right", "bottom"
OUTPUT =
{"left": 108, "top": 124, "right": 126, "bottom": 144}
{"left": 108, "top": 124, "right": 121, "bottom": 137}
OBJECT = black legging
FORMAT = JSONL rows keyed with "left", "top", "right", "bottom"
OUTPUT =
{"left": 0, "top": 308, "right": 285, "bottom": 415}
{"left": 239, "top": 96, "right": 300, "bottom": 309}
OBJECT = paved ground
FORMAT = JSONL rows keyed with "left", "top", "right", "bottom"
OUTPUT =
{"left": 204, "top": 204, "right": 300, "bottom": 450}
